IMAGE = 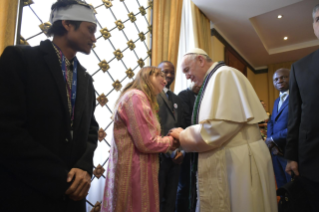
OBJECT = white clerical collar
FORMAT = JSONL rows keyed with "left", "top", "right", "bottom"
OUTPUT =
{"left": 163, "top": 87, "right": 169, "bottom": 94}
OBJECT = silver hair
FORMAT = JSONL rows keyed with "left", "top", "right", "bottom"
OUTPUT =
{"left": 313, "top": 4, "right": 319, "bottom": 21}
{"left": 186, "top": 53, "right": 213, "bottom": 62}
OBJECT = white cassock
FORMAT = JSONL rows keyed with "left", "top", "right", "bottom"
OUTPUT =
{"left": 180, "top": 63, "right": 278, "bottom": 212}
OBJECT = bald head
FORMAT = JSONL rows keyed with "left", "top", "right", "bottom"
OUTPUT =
{"left": 273, "top": 68, "right": 290, "bottom": 92}
{"left": 275, "top": 68, "right": 290, "bottom": 74}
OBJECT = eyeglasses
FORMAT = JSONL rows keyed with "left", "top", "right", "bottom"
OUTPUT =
{"left": 273, "top": 76, "right": 288, "bottom": 82}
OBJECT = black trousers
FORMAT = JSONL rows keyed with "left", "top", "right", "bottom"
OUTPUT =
{"left": 0, "top": 175, "right": 86, "bottom": 212}
{"left": 175, "top": 153, "right": 191, "bottom": 212}
{"left": 300, "top": 177, "right": 319, "bottom": 212}
{"left": 159, "top": 154, "right": 181, "bottom": 212}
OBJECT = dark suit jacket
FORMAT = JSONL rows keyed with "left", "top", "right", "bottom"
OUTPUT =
{"left": 157, "top": 91, "right": 186, "bottom": 136}
{"left": 177, "top": 89, "right": 196, "bottom": 212}
{"left": 285, "top": 48, "right": 319, "bottom": 182}
{"left": 0, "top": 40, "right": 98, "bottom": 212}
{"left": 178, "top": 89, "right": 196, "bottom": 127}
{"left": 267, "top": 96, "right": 289, "bottom": 152}
{"left": 157, "top": 90, "right": 186, "bottom": 212}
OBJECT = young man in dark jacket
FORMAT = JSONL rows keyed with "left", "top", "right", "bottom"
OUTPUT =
{"left": 0, "top": 1, "right": 98, "bottom": 211}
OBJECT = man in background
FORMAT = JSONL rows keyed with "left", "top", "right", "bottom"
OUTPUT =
{"left": 285, "top": 4, "right": 319, "bottom": 211}
{"left": 157, "top": 61, "right": 186, "bottom": 212}
{"left": 0, "top": 1, "right": 98, "bottom": 211}
{"left": 266, "top": 68, "right": 291, "bottom": 189}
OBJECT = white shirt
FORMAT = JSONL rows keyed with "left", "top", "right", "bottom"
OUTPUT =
{"left": 163, "top": 86, "right": 169, "bottom": 94}
{"left": 280, "top": 90, "right": 289, "bottom": 102}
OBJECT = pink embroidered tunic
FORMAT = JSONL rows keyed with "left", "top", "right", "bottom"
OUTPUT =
{"left": 101, "top": 89, "right": 174, "bottom": 212}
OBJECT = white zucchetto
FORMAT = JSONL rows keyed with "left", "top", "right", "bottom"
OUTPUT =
{"left": 184, "top": 48, "right": 208, "bottom": 57}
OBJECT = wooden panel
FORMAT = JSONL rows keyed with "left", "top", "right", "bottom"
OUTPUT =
{"left": 212, "top": 28, "right": 268, "bottom": 74}
{"left": 225, "top": 47, "right": 247, "bottom": 76}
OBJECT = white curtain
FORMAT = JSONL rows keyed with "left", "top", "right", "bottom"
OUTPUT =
{"left": 173, "top": 0, "right": 198, "bottom": 95}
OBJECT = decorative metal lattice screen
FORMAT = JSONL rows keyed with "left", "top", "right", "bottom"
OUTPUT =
{"left": 18, "top": 0, "right": 152, "bottom": 211}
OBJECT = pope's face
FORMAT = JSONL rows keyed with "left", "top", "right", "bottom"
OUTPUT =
{"left": 181, "top": 55, "right": 206, "bottom": 87}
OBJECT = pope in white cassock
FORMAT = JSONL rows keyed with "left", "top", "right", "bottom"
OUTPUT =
{"left": 169, "top": 48, "right": 277, "bottom": 212}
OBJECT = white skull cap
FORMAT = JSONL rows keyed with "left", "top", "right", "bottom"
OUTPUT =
{"left": 184, "top": 48, "right": 208, "bottom": 57}
{"left": 50, "top": 4, "right": 97, "bottom": 24}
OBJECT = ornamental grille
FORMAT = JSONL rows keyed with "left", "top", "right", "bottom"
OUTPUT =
{"left": 18, "top": 0, "right": 152, "bottom": 211}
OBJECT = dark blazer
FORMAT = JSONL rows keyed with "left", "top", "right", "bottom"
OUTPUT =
{"left": 267, "top": 95, "right": 289, "bottom": 152}
{"left": 285, "top": 48, "right": 319, "bottom": 182}
{"left": 178, "top": 88, "right": 196, "bottom": 127}
{"left": 176, "top": 88, "right": 196, "bottom": 212}
{"left": 0, "top": 40, "right": 98, "bottom": 212}
{"left": 157, "top": 90, "right": 186, "bottom": 212}
{"left": 157, "top": 91, "right": 186, "bottom": 135}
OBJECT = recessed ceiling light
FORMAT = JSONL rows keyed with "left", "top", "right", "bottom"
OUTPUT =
{"left": 278, "top": 15, "right": 283, "bottom": 19}
{"left": 284, "top": 37, "right": 288, "bottom": 40}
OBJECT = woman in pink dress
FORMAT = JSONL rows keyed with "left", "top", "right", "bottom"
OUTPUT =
{"left": 101, "top": 66, "right": 179, "bottom": 212}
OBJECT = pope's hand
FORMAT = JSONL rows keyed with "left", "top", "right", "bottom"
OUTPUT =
{"left": 169, "top": 127, "right": 183, "bottom": 140}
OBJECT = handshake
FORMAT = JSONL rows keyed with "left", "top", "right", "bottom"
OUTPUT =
{"left": 167, "top": 127, "right": 184, "bottom": 151}
{"left": 166, "top": 127, "right": 184, "bottom": 164}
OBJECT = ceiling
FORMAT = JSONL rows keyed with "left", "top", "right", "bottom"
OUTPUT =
{"left": 192, "top": 0, "right": 319, "bottom": 70}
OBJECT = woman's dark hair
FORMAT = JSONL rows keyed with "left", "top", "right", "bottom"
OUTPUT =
{"left": 47, "top": 20, "right": 82, "bottom": 37}
{"left": 47, "top": 0, "right": 90, "bottom": 37}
